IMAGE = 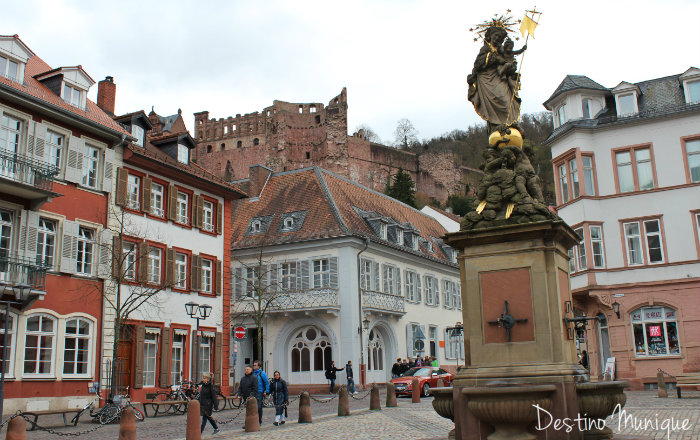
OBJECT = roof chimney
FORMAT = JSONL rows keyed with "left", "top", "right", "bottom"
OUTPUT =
{"left": 97, "top": 76, "right": 116, "bottom": 115}
{"left": 248, "top": 164, "right": 273, "bottom": 198}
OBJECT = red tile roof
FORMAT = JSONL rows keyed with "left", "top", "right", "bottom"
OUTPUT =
{"left": 231, "top": 167, "right": 455, "bottom": 265}
{"left": 0, "top": 37, "right": 130, "bottom": 137}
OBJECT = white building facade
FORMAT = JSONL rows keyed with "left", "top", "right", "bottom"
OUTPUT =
{"left": 544, "top": 68, "right": 700, "bottom": 388}
{"left": 230, "top": 166, "right": 463, "bottom": 391}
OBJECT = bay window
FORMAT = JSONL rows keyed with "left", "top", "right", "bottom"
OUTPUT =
{"left": 558, "top": 164, "right": 568, "bottom": 203}
{"left": 590, "top": 225, "right": 605, "bottom": 268}
{"left": 623, "top": 218, "right": 664, "bottom": 265}
{"left": 569, "top": 159, "right": 580, "bottom": 198}
{"left": 615, "top": 146, "right": 655, "bottom": 193}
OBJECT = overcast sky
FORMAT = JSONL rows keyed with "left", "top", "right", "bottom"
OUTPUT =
{"left": 4, "top": 0, "right": 699, "bottom": 143}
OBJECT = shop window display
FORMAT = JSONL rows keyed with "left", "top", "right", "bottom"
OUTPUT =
{"left": 631, "top": 306, "right": 680, "bottom": 357}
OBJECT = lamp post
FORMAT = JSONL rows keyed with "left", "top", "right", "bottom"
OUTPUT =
{"left": 612, "top": 301, "right": 621, "bottom": 319}
{"left": 185, "top": 302, "right": 212, "bottom": 383}
{"left": 0, "top": 283, "right": 30, "bottom": 417}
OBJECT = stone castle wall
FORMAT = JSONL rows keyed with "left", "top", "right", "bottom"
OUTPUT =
{"left": 194, "top": 88, "right": 479, "bottom": 202}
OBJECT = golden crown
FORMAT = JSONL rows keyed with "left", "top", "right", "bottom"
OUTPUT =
{"left": 469, "top": 11, "right": 521, "bottom": 42}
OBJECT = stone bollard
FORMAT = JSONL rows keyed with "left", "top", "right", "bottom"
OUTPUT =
{"left": 386, "top": 382, "right": 397, "bottom": 407}
{"left": 186, "top": 400, "right": 201, "bottom": 440}
{"left": 298, "top": 392, "right": 312, "bottom": 423}
{"left": 437, "top": 378, "right": 445, "bottom": 388}
{"left": 411, "top": 377, "right": 421, "bottom": 403}
{"left": 245, "top": 397, "right": 260, "bottom": 432}
{"left": 369, "top": 383, "right": 381, "bottom": 411}
{"left": 338, "top": 386, "right": 350, "bottom": 416}
{"left": 5, "top": 417, "right": 25, "bottom": 440}
{"left": 119, "top": 407, "right": 137, "bottom": 440}
{"left": 657, "top": 371, "right": 668, "bottom": 398}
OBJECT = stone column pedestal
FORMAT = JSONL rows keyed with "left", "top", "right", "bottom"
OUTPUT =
{"left": 446, "top": 221, "right": 588, "bottom": 440}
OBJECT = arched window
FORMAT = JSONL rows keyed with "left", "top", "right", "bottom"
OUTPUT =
{"left": 631, "top": 306, "right": 680, "bottom": 357}
{"left": 367, "top": 329, "right": 384, "bottom": 371}
{"left": 290, "top": 326, "right": 331, "bottom": 372}
{"left": 206, "top": 145, "right": 212, "bottom": 153}
{"left": 237, "top": 141, "right": 242, "bottom": 148}
{"left": 63, "top": 317, "right": 93, "bottom": 376}
{"left": 0, "top": 311, "right": 17, "bottom": 376}
{"left": 220, "top": 143, "right": 225, "bottom": 151}
{"left": 253, "top": 138, "right": 259, "bottom": 146}
{"left": 24, "top": 314, "right": 56, "bottom": 376}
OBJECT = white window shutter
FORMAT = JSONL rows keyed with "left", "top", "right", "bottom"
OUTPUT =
{"left": 416, "top": 274, "right": 422, "bottom": 303}
{"left": 394, "top": 267, "right": 400, "bottom": 296}
{"left": 102, "top": 148, "right": 115, "bottom": 193}
{"left": 64, "top": 136, "right": 85, "bottom": 184}
{"left": 33, "top": 122, "right": 47, "bottom": 163}
{"left": 360, "top": 259, "right": 367, "bottom": 289}
{"left": 329, "top": 257, "right": 338, "bottom": 288}
{"left": 382, "top": 264, "right": 388, "bottom": 293}
{"left": 434, "top": 279, "right": 440, "bottom": 305}
{"left": 97, "top": 229, "right": 113, "bottom": 279}
{"left": 60, "top": 220, "right": 79, "bottom": 273}
{"left": 19, "top": 210, "right": 40, "bottom": 263}
{"left": 372, "top": 261, "right": 379, "bottom": 291}
{"left": 300, "top": 260, "right": 309, "bottom": 289}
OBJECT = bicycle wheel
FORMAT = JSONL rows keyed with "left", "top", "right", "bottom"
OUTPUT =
{"left": 213, "top": 391, "right": 225, "bottom": 412}
{"left": 99, "top": 404, "right": 119, "bottom": 424}
{"left": 130, "top": 404, "right": 145, "bottom": 421}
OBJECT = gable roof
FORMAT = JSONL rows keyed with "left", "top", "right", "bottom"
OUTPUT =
{"left": 543, "top": 75, "right": 608, "bottom": 109}
{"left": 230, "top": 166, "right": 457, "bottom": 266}
{"left": 0, "top": 35, "right": 130, "bottom": 139}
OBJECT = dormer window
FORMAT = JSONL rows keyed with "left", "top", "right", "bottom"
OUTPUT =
{"left": 177, "top": 144, "right": 189, "bottom": 164}
{"left": 617, "top": 93, "right": 636, "bottom": 116}
{"left": 132, "top": 125, "right": 144, "bottom": 147}
{"left": 556, "top": 103, "right": 567, "bottom": 126}
{"left": 0, "top": 55, "right": 20, "bottom": 82}
{"left": 412, "top": 234, "right": 419, "bottom": 251}
{"left": 282, "top": 217, "right": 294, "bottom": 230}
{"left": 685, "top": 80, "right": 700, "bottom": 104}
{"left": 62, "top": 83, "right": 83, "bottom": 108}
{"left": 379, "top": 222, "right": 387, "bottom": 240}
{"left": 582, "top": 98, "right": 591, "bottom": 119}
{"left": 251, "top": 220, "right": 262, "bottom": 233}
{"left": 396, "top": 229, "right": 404, "bottom": 246}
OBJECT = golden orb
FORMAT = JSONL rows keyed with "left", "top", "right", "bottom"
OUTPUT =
{"left": 488, "top": 128, "right": 523, "bottom": 148}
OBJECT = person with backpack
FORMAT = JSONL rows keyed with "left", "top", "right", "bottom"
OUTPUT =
{"left": 325, "top": 361, "right": 343, "bottom": 394}
{"left": 198, "top": 373, "right": 220, "bottom": 435}
{"left": 252, "top": 360, "right": 269, "bottom": 424}
{"left": 270, "top": 371, "right": 289, "bottom": 426}
{"left": 345, "top": 360, "right": 356, "bottom": 394}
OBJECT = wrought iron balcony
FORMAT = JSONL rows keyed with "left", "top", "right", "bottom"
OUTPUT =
{"left": 362, "top": 290, "right": 406, "bottom": 316}
{"left": 232, "top": 288, "right": 340, "bottom": 314}
{"left": 0, "top": 255, "right": 50, "bottom": 292}
{"left": 0, "top": 148, "right": 60, "bottom": 194}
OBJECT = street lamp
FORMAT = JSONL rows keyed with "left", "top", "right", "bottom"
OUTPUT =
{"left": 185, "top": 302, "right": 211, "bottom": 383}
{"left": 612, "top": 301, "right": 621, "bottom": 319}
{"left": 0, "top": 283, "right": 31, "bottom": 417}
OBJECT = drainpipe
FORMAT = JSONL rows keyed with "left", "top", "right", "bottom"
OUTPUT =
{"left": 356, "top": 236, "right": 370, "bottom": 389}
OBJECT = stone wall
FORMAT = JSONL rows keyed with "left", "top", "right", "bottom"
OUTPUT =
{"left": 194, "top": 88, "right": 480, "bottom": 202}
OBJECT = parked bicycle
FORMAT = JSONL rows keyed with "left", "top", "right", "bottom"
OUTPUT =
{"left": 96, "top": 387, "right": 145, "bottom": 424}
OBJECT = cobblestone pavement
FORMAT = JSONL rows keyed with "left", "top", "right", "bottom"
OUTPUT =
{"left": 3, "top": 391, "right": 698, "bottom": 439}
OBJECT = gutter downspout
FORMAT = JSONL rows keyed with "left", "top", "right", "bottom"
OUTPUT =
{"left": 356, "top": 236, "right": 370, "bottom": 389}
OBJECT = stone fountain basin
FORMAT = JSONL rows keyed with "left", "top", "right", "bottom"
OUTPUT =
{"left": 576, "top": 381, "right": 629, "bottom": 421}
{"left": 461, "top": 384, "right": 556, "bottom": 425}
{"left": 428, "top": 387, "right": 455, "bottom": 421}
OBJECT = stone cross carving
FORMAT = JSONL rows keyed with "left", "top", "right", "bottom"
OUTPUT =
{"left": 487, "top": 300, "right": 528, "bottom": 342}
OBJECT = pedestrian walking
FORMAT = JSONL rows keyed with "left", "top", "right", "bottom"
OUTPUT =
{"left": 253, "top": 360, "right": 269, "bottom": 424}
{"left": 325, "top": 360, "right": 343, "bottom": 394}
{"left": 270, "top": 371, "right": 289, "bottom": 426}
{"left": 198, "top": 373, "right": 220, "bottom": 435}
{"left": 345, "top": 360, "right": 356, "bottom": 393}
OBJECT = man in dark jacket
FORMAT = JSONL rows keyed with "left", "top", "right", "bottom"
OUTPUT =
{"left": 345, "top": 360, "right": 356, "bottom": 394}
{"left": 237, "top": 366, "right": 258, "bottom": 401}
{"left": 325, "top": 361, "right": 343, "bottom": 394}
{"left": 198, "top": 373, "right": 220, "bottom": 435}
{"left": 391, "top": 358, "right": 401, "bottom": 378}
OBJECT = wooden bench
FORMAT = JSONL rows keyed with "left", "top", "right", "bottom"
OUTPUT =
{"left": 21, "top": 409, "right": 83, "bottom": 431}
{"left": 675, "top": 374, "right": 700, "bottom": 398}
{"left": 143, "top": 400, "right": 188, "bottom": 417}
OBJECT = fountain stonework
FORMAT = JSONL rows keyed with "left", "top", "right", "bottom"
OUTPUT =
{"left": 432, "top": 12, "right": 629, "bottom": 440}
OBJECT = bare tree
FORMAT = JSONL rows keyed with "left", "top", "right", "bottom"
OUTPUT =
{"left": 393, "top": 118, "right": 419, "bottom": 150}
{"left": 355, "top": 124, "right": 383, "bottom": 144}
{"left": 91, "top": 206, "right": 180, "bottom": 397}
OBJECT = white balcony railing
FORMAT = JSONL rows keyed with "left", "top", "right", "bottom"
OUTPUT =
{"left": 361, "top": 290, "right": 406, "bottom": 315}
{"left": 232, "top": 288, "right": 339, "bottom": 314}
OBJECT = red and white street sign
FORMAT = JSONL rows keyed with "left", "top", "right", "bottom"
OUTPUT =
{"left": 234, "top": 326, "right": 246, "bottom": 339}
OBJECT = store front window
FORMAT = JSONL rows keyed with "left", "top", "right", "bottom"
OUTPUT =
{"left": 631, "top": 306, "right": 680, "bottom": 357}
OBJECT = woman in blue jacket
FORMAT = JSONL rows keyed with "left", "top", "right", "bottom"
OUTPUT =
{"left": 270, "top": 371, "right": 289, "bottom": 425}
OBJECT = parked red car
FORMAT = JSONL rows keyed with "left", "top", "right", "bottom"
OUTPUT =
{"left": 391, "top": 367, "right": 454, "bottom": 397}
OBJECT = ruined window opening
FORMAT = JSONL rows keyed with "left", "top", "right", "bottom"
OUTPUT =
{"left": 206, "top": 145, "right": 212, "bottom": 153}
{"left": 224, "top": 126, "right": 229, "bottom": 134}
{"left": 306, "top": 152, "right": 310, "bottom": 160}
{"left": 310, "top": 106, "right": 317, "bottom": 113}
{"left": 220, "top": 143, "right": 225, "bottom": 151}
{"left": 253, "top": 138, "right": 260, "bottom": 146}
{"left": 298, "top": 106, "right": 303, "bottom": 114}
{"left": 315, "top": 115, "right": 321, "bottom": 124}
{"left": 237, "top": 140, "right": 242, "bottom": 148}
